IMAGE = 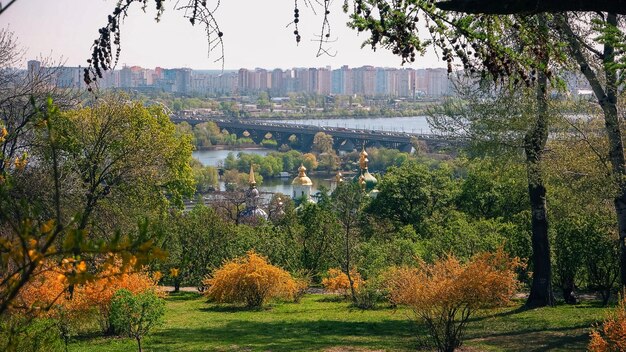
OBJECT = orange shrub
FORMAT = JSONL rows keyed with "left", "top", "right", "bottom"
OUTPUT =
{"left": 81, "top": 265, "right": 160, "bottom": 333}
{"left": 589, "top": 294, "right": 626, "bottom": 351}
{"left": 13, "top": 264, "right": 79, "bottom": 314}
{"left": 203, "top": 251, "right": 297, "bottom": 308}
{"left": 14, "top": 260, "right": 159, "bottom": 333}
{"left": 321, "top": 268, "right": 363, "bottom": 296}
{"left": 385, "top": 249, "right": 521, "bottom": 352}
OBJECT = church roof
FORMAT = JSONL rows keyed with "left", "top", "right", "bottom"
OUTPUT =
{"left": 292, "top": 164, "right": 313, "bottom": 186}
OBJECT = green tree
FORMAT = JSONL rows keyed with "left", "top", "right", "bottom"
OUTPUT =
{"left": 159, "top": 205, "right": 239, "bottom": 289}
{"left": 297, "top": 202, "right": 341, "bottom": 279}
{"left": 109, "top": 289, "right": 165, "bottom": 352}
{"left": 312, "top": 132, "right": 334, "bottom": 154}
{"left": 55, "top": 94, "right": 195, "bottom": 234}
{"left": 368, "top": 161, "right": 457, "bottom": 230}
{"left": 191, "top": 159, "right": 218, "bottom": 193}
{"left": 457, "top": 158, "right": 527, "bottom": 220}
{"left": 331, "top": 182, "right": 367, "bottom": 302}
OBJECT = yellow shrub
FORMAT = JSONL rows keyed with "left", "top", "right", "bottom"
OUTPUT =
{"left": 322, "top": 268, "right": 363, "bottom": 296}
{"left": 385, "top": 249, "right": 521, "bottom": 352}
{"left": 203, "top": 251, "right": 297, "bottom": 308}
{"left": 589, "top": 294, "right": 626, "bottom": 351}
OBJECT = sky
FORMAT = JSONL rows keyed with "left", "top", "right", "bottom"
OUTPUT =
{"left": 0, "top": 0, "right": 445, "bottom": 70}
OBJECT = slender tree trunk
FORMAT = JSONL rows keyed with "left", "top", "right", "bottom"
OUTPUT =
{"left": 525, "top": 66, "right": 556, "bottom": 308}
{"left": 559, "top": 13, "right": 626, "bottom": 288}
{"left": 601, "top": 14, "right": 626, "bottom": 288}
{"left": 344, "top": 225, "right": 357, "bottom": 302}
{"left": 136, "top": 336, "right": 142, "bottom": 352}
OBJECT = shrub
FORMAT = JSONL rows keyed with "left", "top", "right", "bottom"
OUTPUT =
{"left": 385, "top": 249, "right": 521, "bottom": 352}
{"left": 292, "top": 274, "right": 311, "bottom": 303}
{"left": 203, "top": 251, "right": 297, "bottom": 308}
{"left": 11, "top": 261, "right": 159, "bottom": 349}
{"left": 109, "top": 289, "right": 165, "bottom": 352}
{"left": 322, "top": 268, "right": 364, "bottom": 297}
{"left": 0, "top": 316, "right": 63, "bottom": 352}
{"left": 353, "top": 281, "right": 384, "bottom": 310}
{"left": 589, "top": 293, "right": 626, "bottom": 351}
{"left": 81, "top": 266, "right": 159, "bottom": 334}
{"left": 14, "top": 261, "right": 159, "bottom": 335}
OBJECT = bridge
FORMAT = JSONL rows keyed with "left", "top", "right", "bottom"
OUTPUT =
{"left": 171, "top": 117, "right": 463, "bottom": 152}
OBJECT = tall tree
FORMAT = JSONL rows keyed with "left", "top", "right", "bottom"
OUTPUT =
{"left": 556, "top": 12, "right": 626, "bottom": 287}
{"left": 350, "top": 4, "right": 562, "bottom": 305}
{"left": 331, "top": 182, "right": 366, "bottom": 302}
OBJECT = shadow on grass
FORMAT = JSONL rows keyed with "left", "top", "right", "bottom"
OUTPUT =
{"left": 469, "top": 305, "right": 529, "bottom": 323}
{"left": 316, "top": 295, "right": 349, "bottom": 303}
{"left": 468, "top": 324, "right": 593, "bottom": 352}
{"left": 151, "top": 319, "right": 417, "bottom": 351}
{"left": 165, "top": 291, "right": 202, "bottom": 302}
{"left": 199, "top": 305, "right": 271, "bottom": 313}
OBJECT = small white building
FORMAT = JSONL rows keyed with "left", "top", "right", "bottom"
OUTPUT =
{"left": 292, "top": 164, "right": 314, "bottom": 204}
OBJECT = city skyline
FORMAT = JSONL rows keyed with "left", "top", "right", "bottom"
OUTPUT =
{"left": 1, "top": 0, "right": 445, "bottom": 70}
{"left": 27, "top": 60, "right": 453, "bottom": 98}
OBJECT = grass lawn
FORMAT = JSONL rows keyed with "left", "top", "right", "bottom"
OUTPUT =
{"left": 70, "top": 292, "right": 609, "bottom": 352}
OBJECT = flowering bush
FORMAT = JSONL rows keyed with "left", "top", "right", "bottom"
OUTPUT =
{"left": 15, "top": 260, "right": 160, "bottom": 334}
{"left": 321, "top": 268, "right": 364, "bottom": 297}
{"left": 203, "top": 251, "right": 298, "bottom": 308}
{"left": 589, "top": 294, "right": 626, "bottom": 351}
{"left": 385, "top": 249, "right": 521, "bottom": 352}
{"left": 81, "top": 265, "right": 160, "bottom": 333}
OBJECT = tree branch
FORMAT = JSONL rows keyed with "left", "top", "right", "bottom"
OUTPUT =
{"left": 436, "top": 0, "right": 626, "bottom": 15}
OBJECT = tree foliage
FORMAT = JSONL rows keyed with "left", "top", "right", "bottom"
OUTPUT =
{"left": 109, "top": 289, "right": 165, "bottom": 352}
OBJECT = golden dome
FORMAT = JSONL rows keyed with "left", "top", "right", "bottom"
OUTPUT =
{"left": 292, "top": 164, "right": 313, "bottom": 186}
{"left": 249, "top": 165, "right": 256, "bottom": 186}
{"left": 359, "top": 148, "right": 369, "bottom": 170}
{"left": 335, "top": 170, "right": 343, "bottom": 183}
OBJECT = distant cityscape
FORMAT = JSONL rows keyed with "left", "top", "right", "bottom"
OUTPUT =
{"left": 26, "top": 60, "right": 452, "bottom": 98}
{"left": 26, "top": 60, "right": 594, "bottom": 100}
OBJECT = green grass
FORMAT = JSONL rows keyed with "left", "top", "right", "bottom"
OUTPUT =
{"left": 70, "top": 293, "right": 609, "bottom": 352}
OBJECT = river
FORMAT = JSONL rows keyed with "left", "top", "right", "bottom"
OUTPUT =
{"left": 192, "top": 116, "right": 428, "bottom": 194}
{"left": 192, "top": 148, "right": 333, "bottom": 195}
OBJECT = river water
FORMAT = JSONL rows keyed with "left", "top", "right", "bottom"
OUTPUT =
{"left": 192, "top": 148, "right": 333, "bottom": 195}
{"left": 192, "top": 116, "right": 428, "bottom": 194}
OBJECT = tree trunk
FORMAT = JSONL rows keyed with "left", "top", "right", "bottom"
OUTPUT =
{"left": 136, "top": 336, "right": 142, "bottom": 352}
{"left": 561, "top": 278, "right": 577, "bottom": 304}
{"left": 344, "top": 226, "right": 357, "bottom": 303}
{"left": 525, "top": 67, "right": 555, "bottom": 308}
{"left": 560, "top": 13, "right": 626, "bottom": 288}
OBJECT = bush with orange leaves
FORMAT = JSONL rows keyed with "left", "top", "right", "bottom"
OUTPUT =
{"left": 14, "top": 260, "right": 160, "bottom": 335}
{"left": 81, "top": 265, "right": 160, "bottom": 333}
{"left": 589, "top": 294, "right": 626, "bottom": 351}
{"left": 385, "top": 249, "right": 521, "bottom": 352}
{"left": 203, "top": 251, "right": 298, "bottom": 308}
{"left": 321, "top": 268, "right": 364, "bottom": 297}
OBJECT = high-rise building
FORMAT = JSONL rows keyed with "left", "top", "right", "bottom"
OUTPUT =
{"left": 318, "top": 67, "right": 332, "bottom": 95}
{"left": 271, "top": 68, "right": 284, "bottom": 95}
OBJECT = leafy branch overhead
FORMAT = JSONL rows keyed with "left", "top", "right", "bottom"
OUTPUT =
{"left": 345, "top": 2, "right": 568, "bottom": 87}
{"left": 84, "top": 0, "right": 224, "bottom": 89}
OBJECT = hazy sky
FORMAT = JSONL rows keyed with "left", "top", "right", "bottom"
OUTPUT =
{"left": 1, "top": 0, "right": 444, "bottom": 70}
